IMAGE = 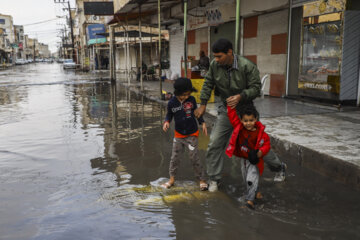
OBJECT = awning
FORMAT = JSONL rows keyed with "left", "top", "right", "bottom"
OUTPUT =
{"left": 108, "top": 0, "right": 182, "bottom": 25}
{"left": 96, "top": 30, "right": 158, "bottom": 38}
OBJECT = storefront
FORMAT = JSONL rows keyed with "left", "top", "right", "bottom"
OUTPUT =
{"left": 288, "top": 0, "right": 360, "bottom": 104}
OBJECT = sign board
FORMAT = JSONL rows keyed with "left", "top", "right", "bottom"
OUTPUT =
{"left": 84, "top": 2, "right": 114, "bottom": 16}
{"left": 188, "top": 15, "right": 207, "bottom": 30}
{"left": 11, "top": 43, "right": 18, "bottom": 48}
{"left": 205, "top": 9, "right": 224, "bottom": 26}
{"left": 63, "top": 44, "right": 74, "bottom": 48}
{"left": 205, "top": 3, "right": 235, "bottom": 27}
{"left": 87, "top": 24, "right": 107, "bottom": 45}
{"left": 303, "top": 0, "right": 346, "bottom": 17}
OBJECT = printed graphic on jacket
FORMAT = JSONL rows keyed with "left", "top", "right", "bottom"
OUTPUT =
{"left": 183, "top": 101, "right": 193, "bottom": 118}
{"left": 165, "top": 96, "right": 204, "bottom": 136}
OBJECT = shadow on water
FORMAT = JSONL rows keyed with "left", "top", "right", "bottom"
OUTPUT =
{"left": 0, "top": 63, "right": 359, "bottom": 240}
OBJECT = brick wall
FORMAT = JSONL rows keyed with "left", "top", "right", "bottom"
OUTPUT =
{"left": 188, "top": 27, "right": 208, "bottom": 61}
{"left": 243, "top": 9, "right": 289, "bottom": 97}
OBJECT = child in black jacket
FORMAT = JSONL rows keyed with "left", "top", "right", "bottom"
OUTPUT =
{"left": 162, "top": 78, "right": 208, "bottom": 190}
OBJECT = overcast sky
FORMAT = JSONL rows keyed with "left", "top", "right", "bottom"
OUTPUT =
{"left": 0, "top": 0, "right": 76, "bottom": 53}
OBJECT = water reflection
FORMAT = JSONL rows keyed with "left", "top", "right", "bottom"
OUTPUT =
{"left": 0, "top": 64, "right": 359, "bottom": 240}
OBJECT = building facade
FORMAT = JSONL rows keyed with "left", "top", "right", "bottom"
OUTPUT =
{"left": 0, "top": 13, "right": 15, "bottom": 64}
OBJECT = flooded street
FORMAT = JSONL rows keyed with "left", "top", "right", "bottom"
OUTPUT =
{"left": 0, "top": 63, "right": 359, "bottom": 240}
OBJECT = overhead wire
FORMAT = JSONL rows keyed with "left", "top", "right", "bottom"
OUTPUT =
{"left": 22, "top": 18, "right": 59, "bottom": 26}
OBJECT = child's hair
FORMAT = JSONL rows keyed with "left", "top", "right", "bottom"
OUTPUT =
{"left": 173, "top": 78, "right": 197, "bottom": 96}
{"left": 239, "top": 104, "right": 259, "bottom": 119}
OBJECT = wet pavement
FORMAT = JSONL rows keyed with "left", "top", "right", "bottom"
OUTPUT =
{"left": 0, "top": 63, "right": 360, "bottom": 240}
{"left": 127, "top": 75, "right": 360, "bottom": 189}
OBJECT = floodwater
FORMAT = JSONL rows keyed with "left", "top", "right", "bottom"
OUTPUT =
{"left": 0, "top": 63, "right": 359, "bottom": 240}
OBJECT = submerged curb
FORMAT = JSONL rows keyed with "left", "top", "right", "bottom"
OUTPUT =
{"left": 118, "top": 81, "right": 360, "bottom": 190}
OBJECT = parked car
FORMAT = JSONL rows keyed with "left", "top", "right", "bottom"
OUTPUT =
{"left": 63, "top": 59, "right": 76, "bottom": 69}
{"left": 15, "top": 59, "right": 26, "bottom": 65}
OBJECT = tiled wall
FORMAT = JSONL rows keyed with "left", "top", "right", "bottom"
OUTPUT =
{"left": 243, "top": 9, "right": 289, "bottom": 97}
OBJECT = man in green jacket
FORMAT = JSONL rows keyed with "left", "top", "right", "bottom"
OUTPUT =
{"left": 194, "top": 38, "right": 286, "bottom": 192}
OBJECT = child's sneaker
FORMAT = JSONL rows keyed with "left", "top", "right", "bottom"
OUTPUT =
{"left": 208, "top": 180, "right": 219, "bottom": 192}
{"left": 274, "top": 162, "right": 287, "bottom": 182}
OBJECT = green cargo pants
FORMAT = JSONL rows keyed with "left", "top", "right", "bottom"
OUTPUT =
{"left": 206, "top": 105, "right": 282, "bottom": 181}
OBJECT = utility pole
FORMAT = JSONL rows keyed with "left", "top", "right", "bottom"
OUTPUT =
{"left": 67, "top": 1, "right": 76, "bottom": 62}
{"left": 62, "top": 28, "right": 66, "bottom": 58}
{"left": 54, "top": 0, "right": 75, "bottom": 62}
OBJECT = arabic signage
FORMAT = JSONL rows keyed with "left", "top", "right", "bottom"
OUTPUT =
{"left": 87, "top": 24, "right": 107, "bottom": 45}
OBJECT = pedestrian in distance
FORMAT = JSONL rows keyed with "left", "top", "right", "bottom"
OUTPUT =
{"left": 198, "top": 50, "right": 210, "bottom": 71}
{"left": 194, "top": 38, "right": 286, "bottom": 192}
{"left": 225, "top": 104, "right": 270, "bottom": 209}
{"left": 162, "top": 78, "right": 208, "bottom": 191}
{"left": 198, "top": 50, "right": 210, "bottom": 77}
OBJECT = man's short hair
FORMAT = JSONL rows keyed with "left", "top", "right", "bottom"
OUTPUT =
{"left": 212, "top": 38, "right": 233, "bottom": 54}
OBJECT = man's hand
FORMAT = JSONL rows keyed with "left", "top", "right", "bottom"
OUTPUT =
{"left": 226, "top": 94, "right": 241, "bottom": 109}
{"left": 202, "top": 122, "right": 207, "bottom": 136}
{"left": 194, "top": 105, "right": 206, "bottom": 118}
{"left": 163, "top": 121, "right": 170, "bottom": 132}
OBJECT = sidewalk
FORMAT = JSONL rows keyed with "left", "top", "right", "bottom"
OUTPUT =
{"left": 0, "top": 63, "right": 13, "bottom": 70}
{"left": 115, "top": 76, "right": 360, "bottom": 189}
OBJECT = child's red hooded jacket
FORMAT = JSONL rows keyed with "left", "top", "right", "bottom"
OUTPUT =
{"left": 225, "top": 106, "right": 271, "bottom": 175}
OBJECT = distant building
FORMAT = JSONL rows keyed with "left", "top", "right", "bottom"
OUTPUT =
{"left": 0, "top": 13, "right": 15, "bottom": 64}
{"left": 38, "top": 43, "right": 50, "bottom": 58}
{"left": 14, "top": 25, "right": 25, "bottom": 59}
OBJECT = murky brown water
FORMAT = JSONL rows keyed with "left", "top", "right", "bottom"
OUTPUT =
{"left": 0, "top": 63, "right": 359, "bottom": 240}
